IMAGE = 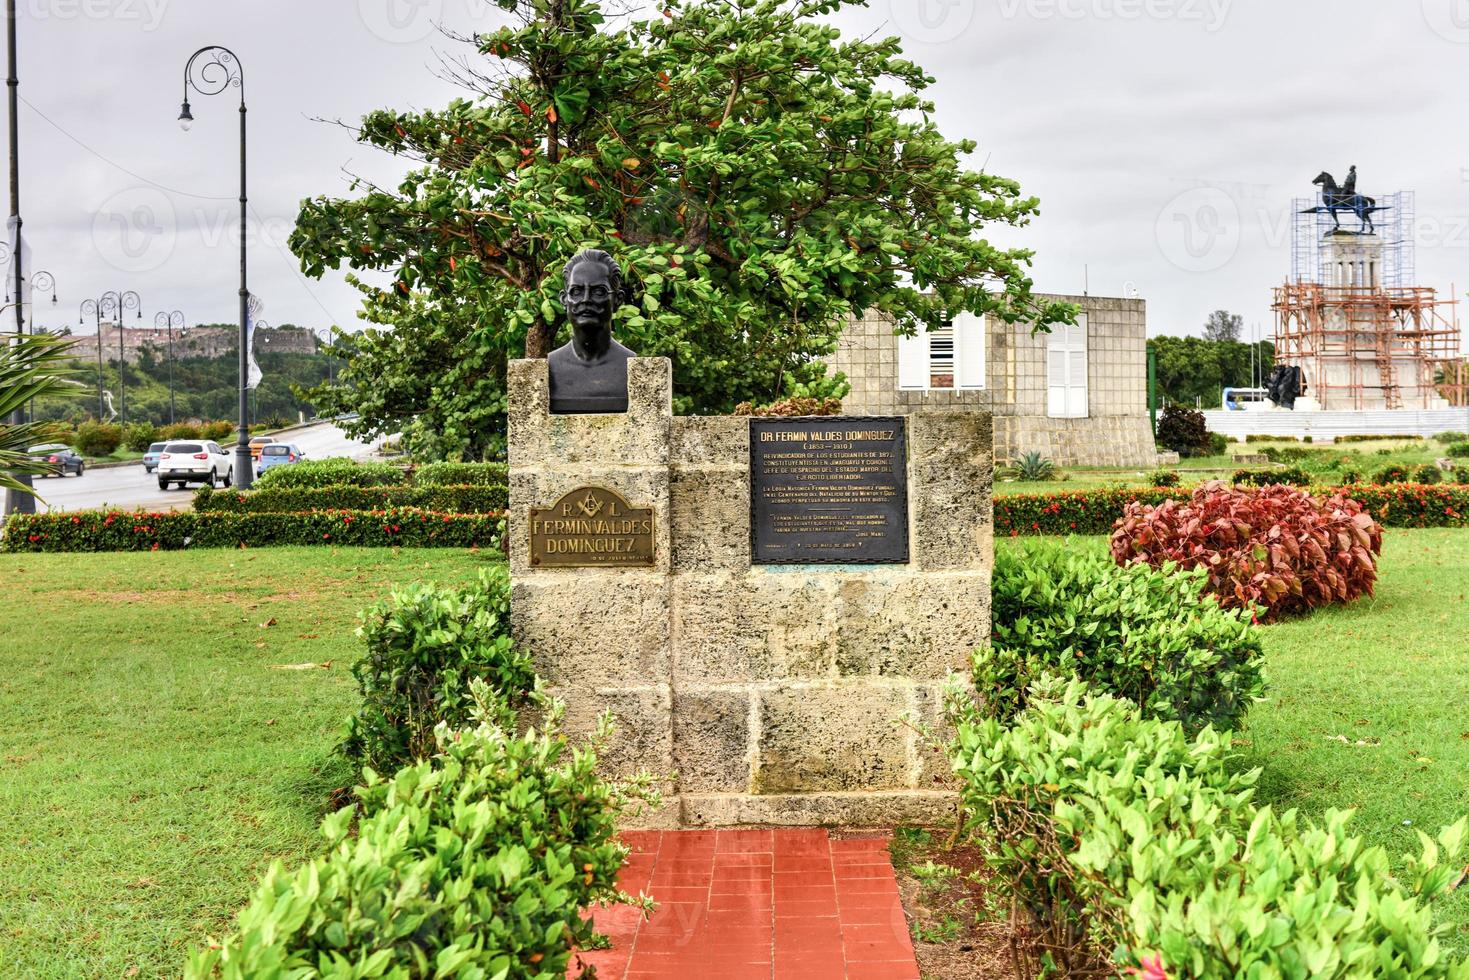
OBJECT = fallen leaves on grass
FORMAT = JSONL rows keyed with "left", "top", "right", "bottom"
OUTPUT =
{"left": 258, "top": 618, "right": 277, "bottom": 628}
{"left": 267, "top": 661, "right": 332, "bottom": 671}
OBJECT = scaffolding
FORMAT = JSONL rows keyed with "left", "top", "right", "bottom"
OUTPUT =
{"left": 1277, "top": 188, "right": 1464, "bottom": 411}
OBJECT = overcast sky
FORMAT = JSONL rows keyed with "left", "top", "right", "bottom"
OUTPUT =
{"left": 12, "top": 0, "right": 1469, "bottom": 347}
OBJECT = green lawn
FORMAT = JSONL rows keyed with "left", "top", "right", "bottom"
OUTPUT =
{"left": 0, "top": 547, "right": 498, "bottom": 978}
{"left": 996, "top": 436, "right": 1462, "bottom": 497}
{"left": 1244, "top": 527, "right": 1469, "bottom": 938}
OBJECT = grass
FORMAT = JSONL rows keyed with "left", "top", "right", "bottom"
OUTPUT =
{"left": 996, "top": 436, "right": 1463, "bottom": 497}
{"left": 0, "top": 547, "right": 499, "bottom": 978}
{"left": 997, "top": 528, "right": 1469, "bottom": 941}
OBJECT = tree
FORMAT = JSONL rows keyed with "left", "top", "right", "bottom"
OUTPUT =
{"left": 290, "top": 0, "right": 1073, "bottom": 459}
{"left": 1202, "top": 309, "right": 1243, "bottom": 343}
{"left": 1, "top": 332, "right": 80, "bottom": 497}
{"left": 1150, "top": 335, "right": 1273, "bottom": 408}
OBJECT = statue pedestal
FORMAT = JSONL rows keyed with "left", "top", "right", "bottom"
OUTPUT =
{"left": 508, "top": 357, "right": 993, "bottom": 827}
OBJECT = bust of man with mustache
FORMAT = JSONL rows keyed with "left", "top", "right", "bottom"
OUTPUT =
{"left": 547, "top": 248, "right": 637, "bottom": 414}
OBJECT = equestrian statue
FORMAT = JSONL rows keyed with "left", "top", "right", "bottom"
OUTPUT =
{"left": 1306, "top": 166, "right": 1382, "bottom": 235}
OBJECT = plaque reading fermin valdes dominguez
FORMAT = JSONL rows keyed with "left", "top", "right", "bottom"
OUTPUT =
{"left": 528, "top": 486, "right": 655, "bottom": 567}
{"left": 751, "top": 417, "right": 909, "bottom": 564}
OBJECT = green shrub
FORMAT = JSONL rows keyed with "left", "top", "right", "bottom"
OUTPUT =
{"left": 985, "top": 541, "right": 1264, "bottom": 734}
{"left": 1414, "top": 464, "right": 1443, "bottom": 485}
{"left": 1207, "top": 431, "right": 1228, "bottom": 456}
{"left": 186, "top": 683, "right": 644, "bottom": 980}
{"left": 1376, "top": 447, "right": 1395, "bottom": 456}
{"left": 1338, "top": 433, "right": 1422, "bottom": 443}
{"left": 1339, "top": 468, "right": 1362, "bottom": 484}
{"left": 947, "top": 677, "right": 1469, "bottom": 979}
{"left": 73, "top": 420, "right": 123, "bottom": 457}
{"left": 122, "top": 422, "right": 158, "bottom": 453}
{"left": 1148, "top": 469, "right": 1180, "bottom": 487}
{"left": 1447, "top": 442, "right": 1469, "bottom": 460}
{"left": 159, "top": 422, "right": 202, "bottom": 441}
{"left": 200, "top": 420, "right": 235, "bottom": 441}
{"left": 1013, "top": 451, "right": 1054, "bottom": 482}
{"left": 1374, "top": 464, "right": 1411, "bottom": 484}
{"left": 1155, "top": 405, "right": 1212, "bottom": 458}
{"left": 3, "top": 507, "right": 503, "bottom": 552}
{"left": 195, "top": 483, "right": 507, "bottom": 515}
{"left": 340, "top": 568, "right": 536, "bottom": 774}
{"left": 1433, "top": 431, "right": 1468, "bottom": 444}
{"left": 413, "top": 461, "right": 511, "bottom": 487}
{"left": 254, "top": 458, "right": 407, "bottom": 489}
{"left": 1231, "top": 465, "right": 1312, "bottom": 487}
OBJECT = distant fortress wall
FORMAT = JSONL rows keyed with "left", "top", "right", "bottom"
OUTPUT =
{"left": 88, "top": 323, "right": 318, "bottom": 363}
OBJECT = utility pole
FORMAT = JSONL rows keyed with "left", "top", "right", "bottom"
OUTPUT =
{"left": 4, "top": 0, "right": 35, "bottom": 517}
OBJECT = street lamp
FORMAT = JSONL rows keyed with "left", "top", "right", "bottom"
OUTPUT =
{"left": 179, "top": 44, "right": 252, "bottom": 489}
{"left": 24, "top": 269, "right": 56, "bottom": 422}
{"left": 100, "top": 289, "right": 140, "bottom": 424}
{"left": 154, "top": 309, "right": 185, "bottom": 424}
{"left": 79, "top": 298, "right": 105, "bottom": 418}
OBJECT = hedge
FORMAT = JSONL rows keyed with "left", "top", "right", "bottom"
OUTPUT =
{"left": 254, "top": 458, "right": 408, "bottom": 489}
{"left": 2, "top": 507, "right": 504, "bottom": 552}
{"left": 412, "top": 461, "right": 510, "bottom": 486}
{"left": 997, "top": 483, "right": 1469, "bottom": 535}
{"left": 195, "top": 482, "right": 508, "bottom": 515}
{"left": 948, "top": 676, "right": 1469, "bottom": 978}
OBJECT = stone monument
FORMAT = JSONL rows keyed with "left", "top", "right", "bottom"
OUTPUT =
{"left": 510, "top": 252, "right": 993, "bottom": 827}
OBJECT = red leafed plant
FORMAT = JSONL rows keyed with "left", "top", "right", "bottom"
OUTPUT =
{"left": 1110, "top": 480, "right": 1383, "bottom": 621}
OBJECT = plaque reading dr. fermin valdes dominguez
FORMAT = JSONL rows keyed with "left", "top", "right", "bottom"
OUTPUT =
{"left": 750, "top": 418, "right": 909, "bottom": 564}
{"left": 529, "top": 486, "right": 656, "bottom": 567}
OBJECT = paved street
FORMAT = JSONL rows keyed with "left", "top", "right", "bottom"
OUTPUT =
{"left": 30, "top": 422, "right": 383, "bottom": 514}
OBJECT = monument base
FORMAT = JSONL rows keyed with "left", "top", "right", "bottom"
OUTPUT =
{"left": 509, "top": 358, "right": 992, "bottom": 827}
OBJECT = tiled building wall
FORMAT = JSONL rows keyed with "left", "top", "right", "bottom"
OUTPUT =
{"left": 827, "top": 294, "right": 1158, "bottom": 467}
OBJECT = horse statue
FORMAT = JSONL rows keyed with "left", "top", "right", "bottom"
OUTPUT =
{"left": 1310, "top": 169, "right": 1378, "bottom": 234}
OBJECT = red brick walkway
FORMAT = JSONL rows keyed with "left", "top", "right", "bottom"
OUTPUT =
{"left": 570, "top": 828, "right": 919, "bottom": 980}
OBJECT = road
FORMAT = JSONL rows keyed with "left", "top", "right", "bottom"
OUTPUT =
{"left": 30, "top": 422, "right": 384, "bottom": 514}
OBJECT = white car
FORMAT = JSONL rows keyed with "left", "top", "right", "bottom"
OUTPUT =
{"left": 157, "top": 440, "right": 234, "bottom": 490}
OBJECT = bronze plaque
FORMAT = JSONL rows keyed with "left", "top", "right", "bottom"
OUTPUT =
{"left": 750, "top": 417, "right": 909, "bottom": 564}
{"left": 528, "top": 486, "right": 656, "bottom": 568}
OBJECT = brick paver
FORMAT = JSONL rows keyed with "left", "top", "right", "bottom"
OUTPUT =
{"left": 569, "top": 829, "right": 918, "bottom": 980}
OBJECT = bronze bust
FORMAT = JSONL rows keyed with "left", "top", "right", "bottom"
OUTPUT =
{"left": 548, "top": 249, "right": 636, "bottom": 414}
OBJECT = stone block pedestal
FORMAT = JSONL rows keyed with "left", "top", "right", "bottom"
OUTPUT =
{"left": 509, "top": 358, "right": 992, "bottom": 826}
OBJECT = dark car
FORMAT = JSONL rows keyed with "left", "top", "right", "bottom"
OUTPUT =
{"left": 28, "top": 443, "right": 85, "bottom": 477}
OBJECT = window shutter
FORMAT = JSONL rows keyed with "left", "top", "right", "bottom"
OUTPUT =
{"left": 953, "top": 312, "right": 986, "bottom": 390}
{"left": 897, "top": 329, "right": 930, "bottom": 390}
{"left": 1068, "top": 316, "right": 1089, "bottom": 418}
{"left": 1047, "top": 316, "right": 1089, "bottom": 418}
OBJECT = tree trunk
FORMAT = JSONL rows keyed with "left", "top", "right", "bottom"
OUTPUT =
{"left": 524, "top": 316, "right": 555, "bottom": 359}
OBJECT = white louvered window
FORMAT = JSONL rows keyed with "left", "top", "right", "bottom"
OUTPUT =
{"left": 1047, "top": 315, "right": 1089, "bottom": 419}
{"left": 897, "top": 313, "right": 985, "bottom": 391}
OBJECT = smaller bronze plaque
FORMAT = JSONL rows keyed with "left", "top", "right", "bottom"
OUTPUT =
{"left": 528, "top": 485, "right": 656, "bottom": 568}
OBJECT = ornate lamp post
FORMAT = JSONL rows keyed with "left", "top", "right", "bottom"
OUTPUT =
{"left": 79, "top": 298, "right": 105, "bottom": 418}
{"left": 154, "top": 309, "right": 185, "bottom": 424}
{"left": 179, "top": 45, "right": 252, "bottom": 488}
{"left": 23, "top": 269, "right": 55, "bottom": 422}
{"left": 100, "top": 289, "right": 140, "bottom": 424}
